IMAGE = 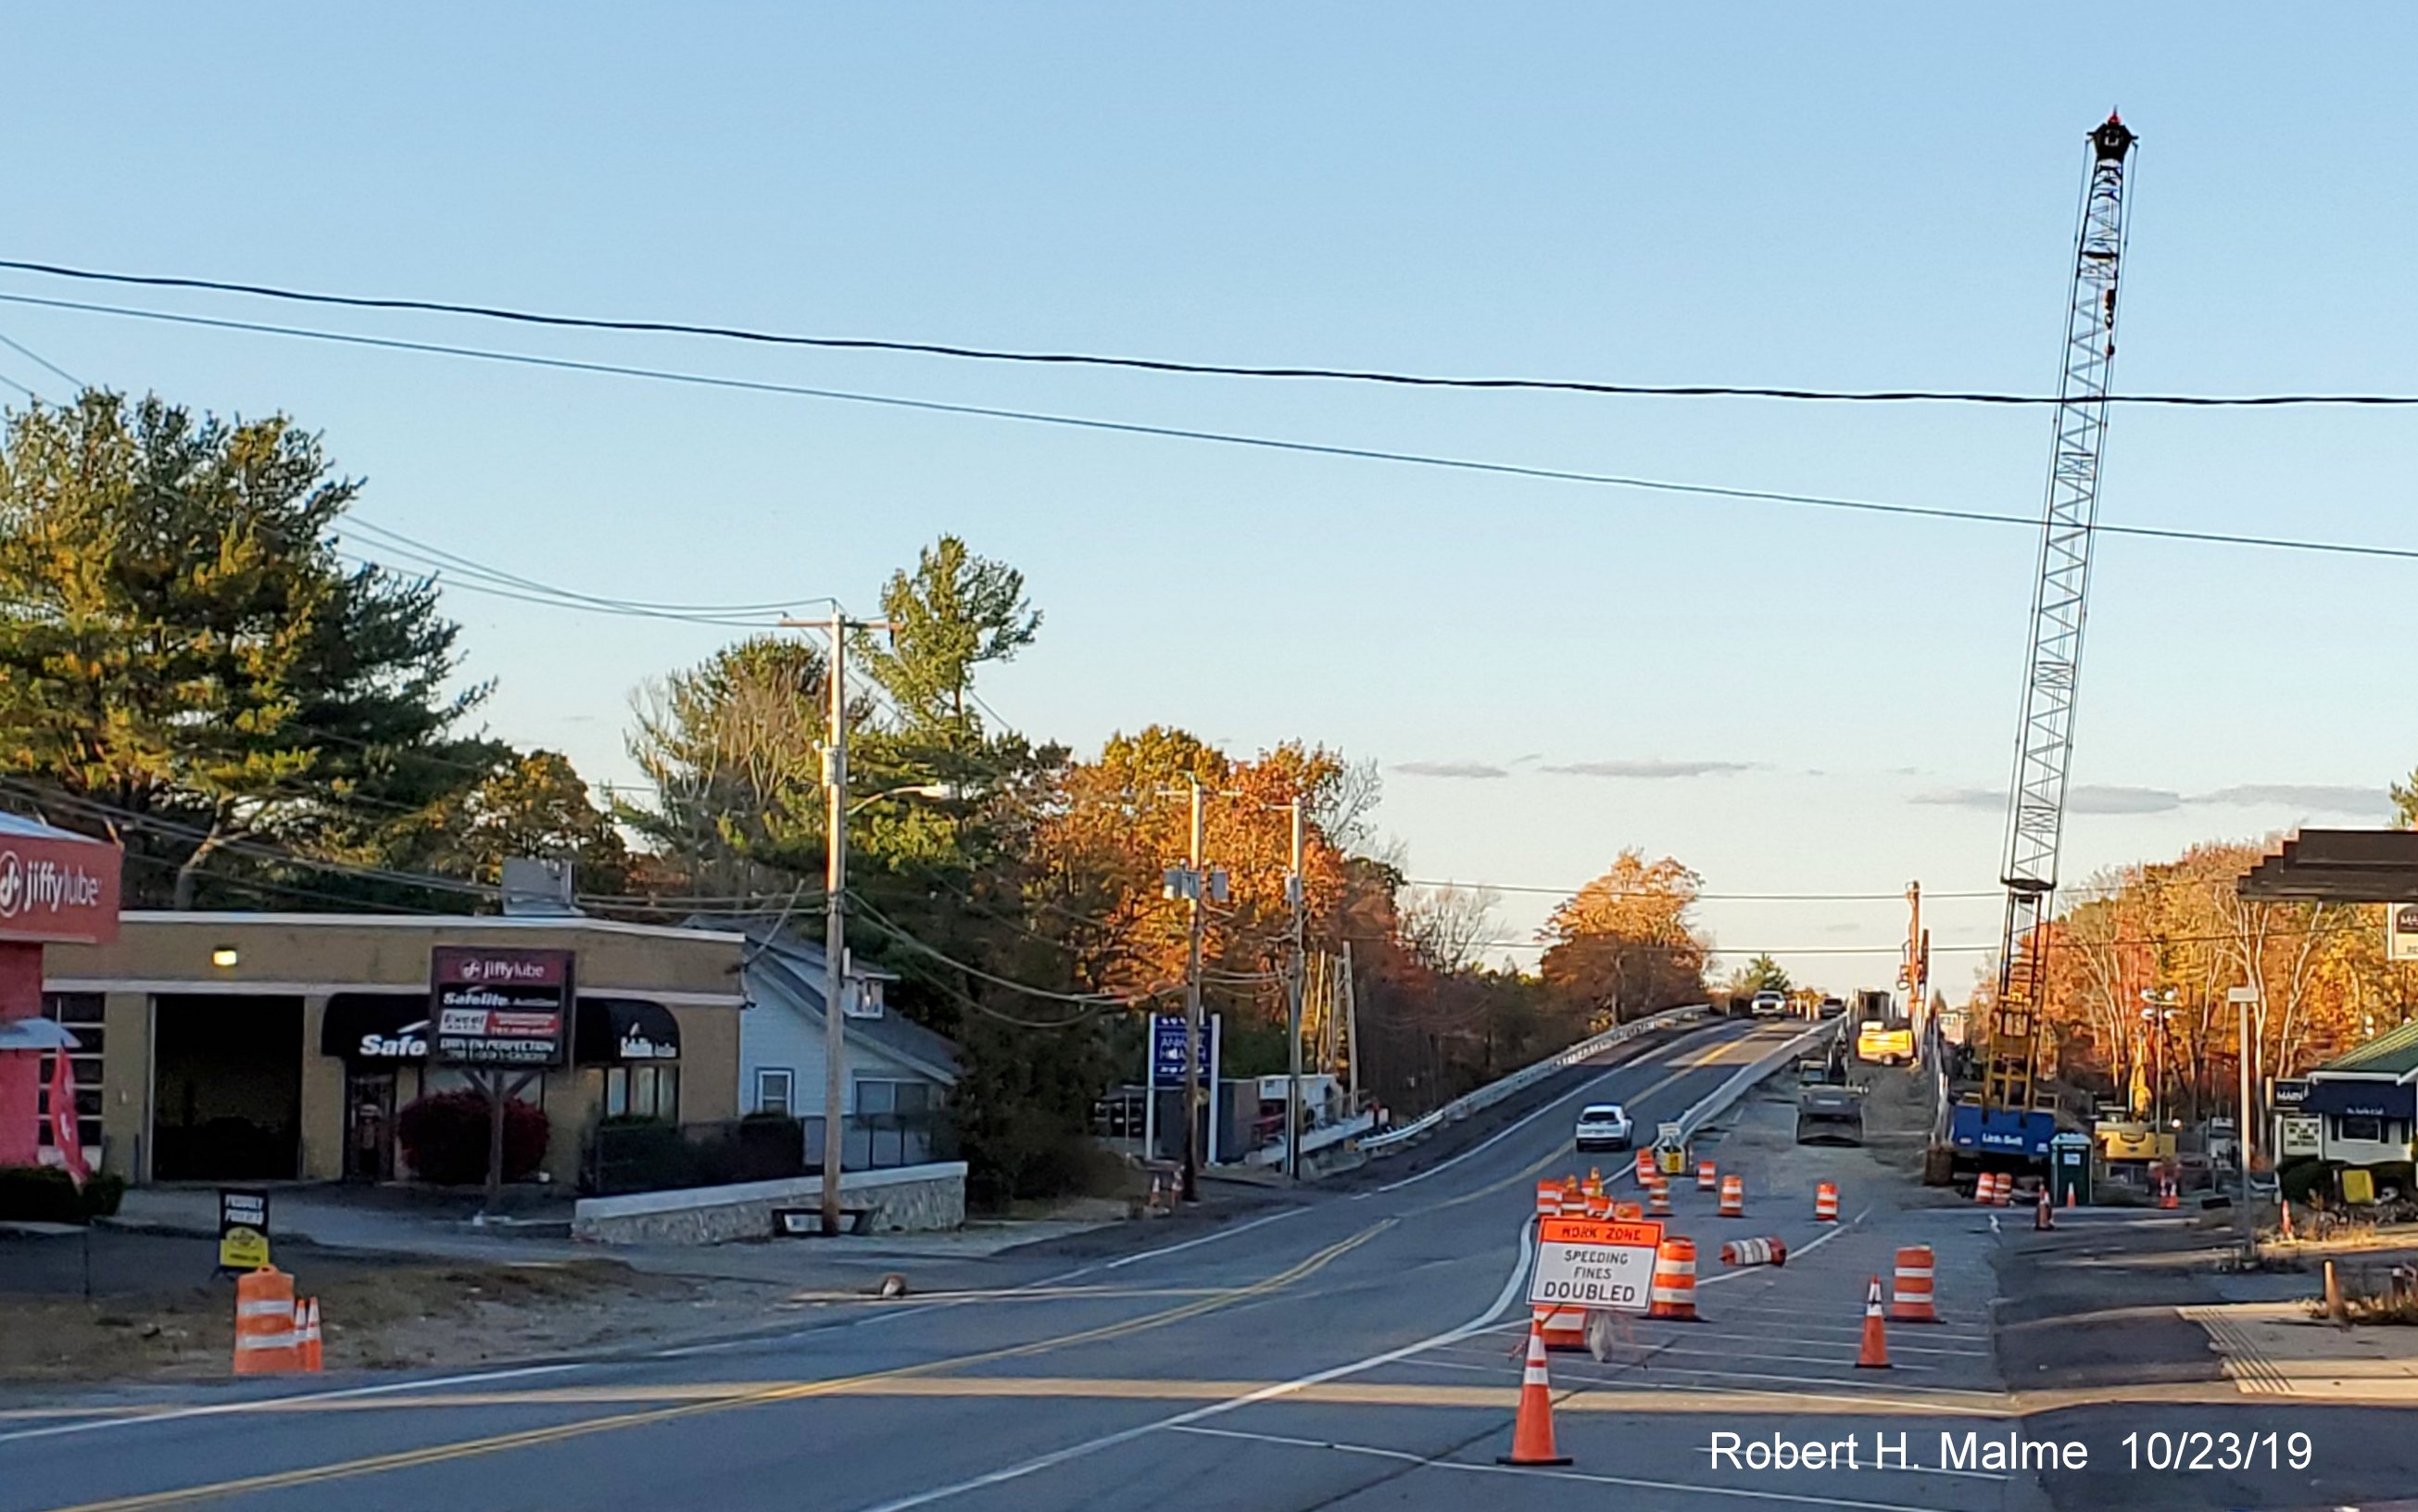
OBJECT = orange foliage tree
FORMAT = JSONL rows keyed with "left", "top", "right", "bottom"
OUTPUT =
{"left": 1539, "top": 850, "right": 1709, "bottom": 1028}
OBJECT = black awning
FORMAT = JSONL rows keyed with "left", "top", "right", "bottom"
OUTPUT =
{"left": 321, "top": 993, "right": 431, "bottom": 1062}
{"left": 2304, "top": 1077, "right": 2416, "bottom": 1119}
{"left": 574, "top": 998, "right": 681, "bottom": 1065}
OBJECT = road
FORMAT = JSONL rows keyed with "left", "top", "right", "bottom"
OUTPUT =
{"left": 1, "top": 1018, "right": 2403, "bottom": 1512}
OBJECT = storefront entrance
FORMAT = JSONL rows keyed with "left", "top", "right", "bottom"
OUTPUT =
{"left": 151, "top": 994, "right": 302, "bottom": 1181}
{"left": 346, "top": 1068, "right": 398, "bottom": 1182}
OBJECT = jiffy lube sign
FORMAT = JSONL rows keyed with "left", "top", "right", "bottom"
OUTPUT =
{"left": 0, "top": 824, "right": 121, "bottom": 946}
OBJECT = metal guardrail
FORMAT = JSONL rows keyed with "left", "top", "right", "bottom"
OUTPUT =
{"left": 1358, "top": 1003, "right": 1710, "bottom": 1156}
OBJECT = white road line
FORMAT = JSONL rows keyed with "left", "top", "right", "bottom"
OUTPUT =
{"left": 1372, "top": 1024, "right": 1750, "bottom": 1194}
{"left": 844, "top": 1208, "right": 1540, "bottom": 1512}
{"left": 1165, "top": 1424, "right": 1978, "bottom": 1512}
{"left": 0, "top": 1365, "right": 584, "bottom": 1445}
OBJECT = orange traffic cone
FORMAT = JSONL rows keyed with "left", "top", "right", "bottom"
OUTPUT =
{"left": 2034, "top": 1187, "right": 2054, "bottom": 1231}
{"left": 1855, "top": 1276, "right": 1891, "bottom": 1369}
{"left": 1584, "top": 1167, "right": 1603, "bottom": 1199}
{"left": 2063, "top": 1185, "right": 2077, "bottom": 1209}
{"left": 2280, "top": 1203, "right": 2295, "bottom": 1241}
{"left": 294, "top": 1297, "right": 323, "bottom": 1372}
{"left": 1498, "top": 1320, "right": 1574, "bottom": 1467}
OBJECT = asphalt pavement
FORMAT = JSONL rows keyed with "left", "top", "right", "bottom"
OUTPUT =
{"left": 3, "top": 1019, "right": 2403, "bottom": 1512}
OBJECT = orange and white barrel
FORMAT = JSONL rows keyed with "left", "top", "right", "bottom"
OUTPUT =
{"left": 1536, "top": 1180, "right": 1562, "bottom": 1216}
{"left": 1719, "top": 1236, "right": 1788, "bottom": 1267}
{"left": 1646, "top": 1237, "right": 1699, "bottom": 1320}
{"left": 1611, "top": 1200, "right": 1643, "bottom": 1221}
{"left": 1646, "top": 1177, "right": 1672, "bottom": 1216}
{"left": 1633, "top": 1147, "right": 1656, "bottom": 1184}
{"left": 1696, "top": 1160, "right": 1718, "bottom": 1192}
{"left": 232, "top": 1266, "right": 298, "bottom": 1376}
{"left": 1718, "top": 1173, "right": 1745, "bottom": 1217}
{"left": 1535, "top": 1303, "right": 1588, "bottom": 1351}
{"left": 1814, "top": 1181, "right": 1840, "bottom": 1222}
{"left": 1971, "top": 1172, "right": 1997, "bottom": 1205}
{"left": 1584, "top": 1191, "right": 1611, "bottom": 1219}
{"left": 1889, "top": 1244, "right": 1937, "bottom": 1323}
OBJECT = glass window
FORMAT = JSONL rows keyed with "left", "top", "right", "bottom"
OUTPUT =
{"left": 38, "top": 993, "right": 105, "bottom": 1158}
{"left": 855, "top": 1080, "right": 897, "bottom": 1116}
{"left": 603, "top": 1065, "right": 679, "bottom": 1122}
{"left": 2340, "top": 1115, "right": 2384, "bottom": 1143}
{"left": 756, "top": 1069, "right": 794, "bottom": 1116}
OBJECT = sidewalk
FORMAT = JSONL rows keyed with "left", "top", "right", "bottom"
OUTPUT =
{"left": 2182, "top": 1296, "right": 2418, "bottom": 1400}
{"left": 106, "top": 1181, "right": 1227, "bottom": 1288}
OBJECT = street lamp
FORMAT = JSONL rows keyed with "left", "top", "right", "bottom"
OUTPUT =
{"left": 2140, "top": 989, "right": 2182, "bottom": 1130}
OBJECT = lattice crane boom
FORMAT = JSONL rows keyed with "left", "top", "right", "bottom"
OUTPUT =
{"left": 1984, "top": 113, "right": 2137, "bottom": 1127}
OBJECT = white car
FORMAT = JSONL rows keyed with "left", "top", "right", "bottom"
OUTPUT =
{"left": 1574, "top": 1102, "right": 1633, "bottom": 1153}
{"left": 1750, "top": 990, "right": 1786, "bottom": 1019}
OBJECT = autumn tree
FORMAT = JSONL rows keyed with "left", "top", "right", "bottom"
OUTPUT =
{"left": 1539, "top": 851, "right": 1708, "bottom": 1027}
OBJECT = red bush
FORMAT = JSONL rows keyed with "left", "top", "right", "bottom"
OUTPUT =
{"left": 396, "top": 1090, "right": 550, "bottom": 1185}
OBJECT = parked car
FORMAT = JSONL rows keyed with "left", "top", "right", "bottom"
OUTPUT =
{"left": 1574, "top": 1102, "right": 1634, "bottom": 1152}
{"left": 1750, "top": 990, "right": 1787, "bottom": 1019}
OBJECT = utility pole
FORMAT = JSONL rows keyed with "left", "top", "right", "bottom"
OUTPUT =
{"left": 1341, "top": 939, "right": 1359, "bottom": 1114}
{"left": 1285, "top": 796, "right": 1304, "bottom": 1182}
{"left": 1904, "top": 882, "right": 1922, "bottom": 1028}
{"left": 1181, "top": 775, "right": 1207, "bottom": 1203}
{"left": 781, "top": 610, "right": 890, "bottom": 1238}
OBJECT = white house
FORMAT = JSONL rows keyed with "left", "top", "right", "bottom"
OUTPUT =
{"left": 711, "top": 920, "right": 962, "bottom": 1170}
{"left": 2305, "top": 1021, "right": 2418, "bottom": 1173}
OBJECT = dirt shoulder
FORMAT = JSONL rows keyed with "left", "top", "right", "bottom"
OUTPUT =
{"left": 0, "top": 1226, "right": 793, "bottom": 1386}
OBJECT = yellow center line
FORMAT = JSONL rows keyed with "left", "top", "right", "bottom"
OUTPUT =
{"left": 145, "top": 1374, "right": 2005, "bottom": 1418}
{"left": 1435, "top": 1035, "right": 1749, "bottom": 1212}
{"left": 33, "top": 1218, "right": 1397, "bottom": 1512}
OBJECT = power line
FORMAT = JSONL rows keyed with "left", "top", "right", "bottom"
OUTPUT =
{"left": 343, "top": 516, "right": 824, "bottom": 618}
{"left": 0, "top": 327, "right": 82, "bottom": 390}
{"left": 1403, "top": 877, "right": 2002, "bottom": 902}
{"left": 9, "top": 256, "right": 2418, "bottom": 409}
{"left": 14, "top": 289, "right": 2418, "bottom": 569}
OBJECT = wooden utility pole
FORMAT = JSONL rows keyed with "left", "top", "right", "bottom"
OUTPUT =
{"left": 1181, "top": 775, "right": 1206, "bottom": 1202}
{"left": 778, "top": 610, "right": 890, "bottom": 1237}
{"left": 1284, "top": 797, "right": 1304, "bottom": 1181}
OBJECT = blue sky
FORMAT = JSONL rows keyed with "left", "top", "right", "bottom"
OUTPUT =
{"left": 6, "top": 6, "right": 2415, "bottom": 990}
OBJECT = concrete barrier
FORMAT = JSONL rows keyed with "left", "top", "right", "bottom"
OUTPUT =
{"left": 1673, "top": 1019, "right": 1845, "bottom": 1144}
{"left": 573, "top": 1162, "right": 967, "bottom": 1245}
{"left": 1361, "top": 1004, "right": 1709, "bottom": 1157}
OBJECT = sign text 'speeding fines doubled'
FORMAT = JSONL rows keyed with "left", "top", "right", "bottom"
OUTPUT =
{"left": 429, "top": 946, "right": 573, "bottom": 1067}
{"left": 1528, "top": 1216, "right": 1663, "bottom": 1313}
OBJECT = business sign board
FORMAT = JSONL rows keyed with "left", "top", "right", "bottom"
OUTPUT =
{"left": 1528, "top": 1216, "right": 1663, "bottom": 1314}
{"left": 1149, "top": 1012, "right": 1219, "bottom": 1087}
{"left": 2390, "top": 904, "right": 2418, "bottom": 963}
{"left": 0, "top": 824, "right": 120, "bottom": 946}
{"left": 2270, "top": 1077, "right": 2309, "bottom": 1109}
{"left": 217, "top": 1189, "right": 271, "bottom": 1270}
{"left": 429, "top": 947, "right": 573, "bottom": 1067}
{"left": 2276, "top": 1113, "right": 2324, "bottom": 1159}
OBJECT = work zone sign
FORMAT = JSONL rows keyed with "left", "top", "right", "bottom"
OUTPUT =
{"left": 1528, "top": 1216, "right": 1663, "bottom": 1313}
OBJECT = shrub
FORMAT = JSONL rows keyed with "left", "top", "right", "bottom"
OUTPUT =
{"left": 0, "top": 1166, "right": 126, "bottom": 1223}
{"left": 396, "top": 1090, "right": 549, "bottom": 1185}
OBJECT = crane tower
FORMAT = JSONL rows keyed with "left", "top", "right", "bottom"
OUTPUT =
{"left": 1971, "top": 113, "right": 2137, "bottom": 1158}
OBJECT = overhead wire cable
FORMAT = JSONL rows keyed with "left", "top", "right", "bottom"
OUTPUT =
{"left": 9, "top": 255, "right": 2418, "bottom": 407}
{"left": 11, "top": 290, "right": 2418, "bottom": 568}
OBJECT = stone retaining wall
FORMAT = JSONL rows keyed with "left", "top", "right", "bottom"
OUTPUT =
{"left": 572, "top": 1162, "right": 966, "bottom": 1245}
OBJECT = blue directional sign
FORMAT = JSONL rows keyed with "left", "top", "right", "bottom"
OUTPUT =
{"left": 1150, "top": 1013, "right": 1218, "bottom": 1086}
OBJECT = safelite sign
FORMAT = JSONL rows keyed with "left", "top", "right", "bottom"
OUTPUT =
{"left": 429, "top": 946, "right": 573, "bottom": 1067}
{"left": 1528, "top": 1216, "right": 1663, "bottom": 1313}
